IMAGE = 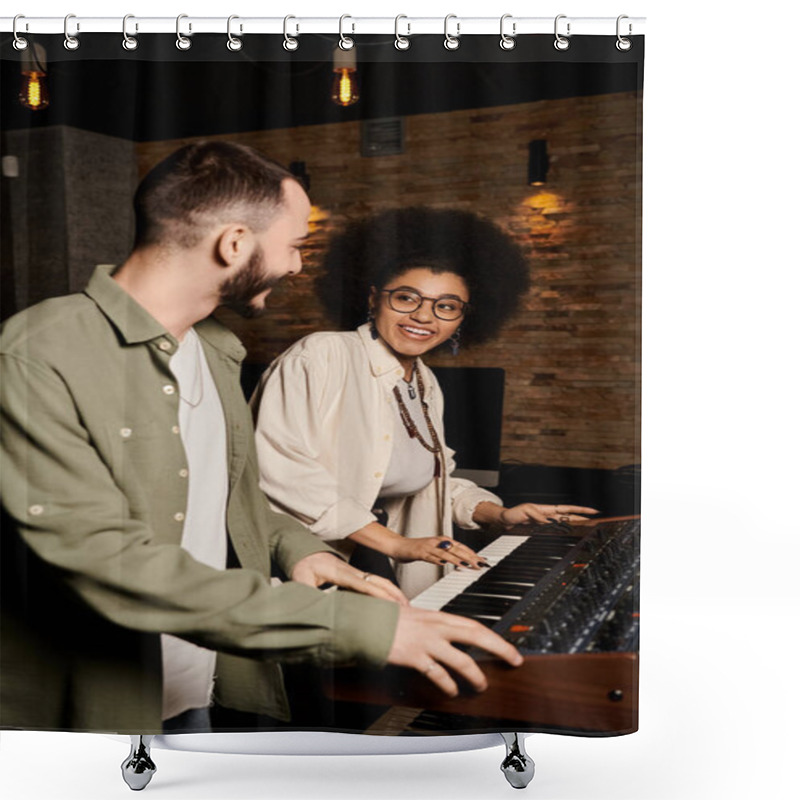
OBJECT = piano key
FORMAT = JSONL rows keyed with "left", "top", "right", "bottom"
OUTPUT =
{"left": 478, "top": 580, "right": 539, "bottom": 592}
{"left": 443, "top": 596, "right": 518, "bottom": 614}
{"left": 411, "top": 535, "right": 527, "bottom": 611}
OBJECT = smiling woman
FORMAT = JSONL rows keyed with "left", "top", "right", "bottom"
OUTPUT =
{"left": 251, "top": 207, "right": 597, "bottom": 600}
{"left": 370, "top": 269, "right": 470, "bottom": 378}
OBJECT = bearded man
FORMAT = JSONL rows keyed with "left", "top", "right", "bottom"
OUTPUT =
{"left": 0, "top": 141, "right": 521, "bottom": 736}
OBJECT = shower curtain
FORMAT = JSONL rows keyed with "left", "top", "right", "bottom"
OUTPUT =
{"left": 1, "top": 22, "right": 643, "bottom": 740}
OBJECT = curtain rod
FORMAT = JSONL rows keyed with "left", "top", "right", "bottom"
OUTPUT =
{"left": 2, "top": 16, "right": 646, "bottom": 37}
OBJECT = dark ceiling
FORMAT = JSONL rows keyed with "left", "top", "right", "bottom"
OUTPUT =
{"left": 1, "top": 34, "right": 643, "bottom": 142}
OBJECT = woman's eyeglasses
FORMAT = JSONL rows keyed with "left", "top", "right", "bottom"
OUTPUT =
{"left": 381, "top": 288, "right": 468, "bottom": 321}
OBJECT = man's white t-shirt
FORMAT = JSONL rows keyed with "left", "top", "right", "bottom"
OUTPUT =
{"left": 161, "top": 328, "right": 228, "bottom": 721}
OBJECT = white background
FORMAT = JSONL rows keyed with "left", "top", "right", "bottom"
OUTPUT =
{"left": 2, "top": 1, "right": 799, "bottom": 798}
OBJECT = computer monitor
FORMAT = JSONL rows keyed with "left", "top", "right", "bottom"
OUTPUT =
{"left": 430, "top": 366, "right": 505, "bottom": 488}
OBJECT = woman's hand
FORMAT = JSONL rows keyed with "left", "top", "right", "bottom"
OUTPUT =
{"left": 348, "top": 522, "right": 487, "bottom": 570}
{"left": 291, "top": 552, "right": 409, "bottom": 606}
{"left": 392, "top": 536, "right": 489, "bottom": 570}
{"left": 473, "top": 500, "right": 599, "bottom": 529}
{"left": 498, "top": 503, "right": 599, "bottom": 528}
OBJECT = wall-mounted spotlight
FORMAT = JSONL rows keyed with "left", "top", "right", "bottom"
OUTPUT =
{"left": 20, "top": 43, "right": 49, "bottom": 111}
{"left": 289, "top": 161, "right": 311, "bottom": 192}
{"left": 332, "top": 45, "right": 360, "bottom": 107}
{"left": 528, "top": 139, "right": 549, "bottom": 186}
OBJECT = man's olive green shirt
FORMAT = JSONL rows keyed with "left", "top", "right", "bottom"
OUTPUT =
{"left": 0, "top": 265, "right": 398, "bottom": 733}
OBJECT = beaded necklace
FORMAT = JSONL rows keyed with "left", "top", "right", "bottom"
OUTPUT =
{"left": 392, "top": 366, "right": 443, "bottom": 478}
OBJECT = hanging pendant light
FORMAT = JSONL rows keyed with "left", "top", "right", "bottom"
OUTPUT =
{"left": 331, "top": 45, "right": 360, "bottom": 107}
{"left": 19, "top": 43, "right": 49, "bottom": 111}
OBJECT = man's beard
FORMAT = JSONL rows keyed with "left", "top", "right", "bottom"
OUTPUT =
{"left": 219, "top": 246, "right": 279, "bottom": 319}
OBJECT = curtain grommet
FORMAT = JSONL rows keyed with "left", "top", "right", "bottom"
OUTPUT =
{"left": 616, "top": 15, "right": 632, "bottom": 51}
{"left": 554, "top": 14, "right": 570, "bottom": 51}
{"left": 500, "top": 14, "right": 516, "bottom": 50}
{"left": 227, "top": 15, "right": 243, "bottom": 51}
{"left": 339, "top": 15, "right": 355, "bottom": 50}
{"left": 122, "top": 15, "right": 138, "bottom": 51}
{"left": 176, "top": 14, "right": 192, "bottom": 51}
{"left": 394, "top": 15, "right": 411, "bottom": 51}
{"left": 63, "top": 13, "right": 80, "bottom": 51}
{"left": 13, "top": 15, "right": 29, "bottom": 51}
{"left": 283, "top": 15, "right": 299, "bottom": 51}
{"left": 444, "top": 14, "right": 460, "bottom": 50}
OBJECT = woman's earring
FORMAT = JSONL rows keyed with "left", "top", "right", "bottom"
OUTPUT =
{"left": 449, "top": 328, "right": 461, "bottom": 356}
{"left": 367, "top": 310, "right": 379, "bottom": 340}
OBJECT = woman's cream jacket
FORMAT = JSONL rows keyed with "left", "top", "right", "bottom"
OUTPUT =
{"left": 252, "top": 324, "right": 501, "bottom": 598}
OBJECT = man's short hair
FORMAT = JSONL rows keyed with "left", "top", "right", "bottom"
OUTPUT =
{"left": 133, "top": 141, "right": 299, "bottom": 249}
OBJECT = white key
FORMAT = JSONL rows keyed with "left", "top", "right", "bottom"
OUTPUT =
{"left": 411, "top": 536, "right": 527, "bottom": 611}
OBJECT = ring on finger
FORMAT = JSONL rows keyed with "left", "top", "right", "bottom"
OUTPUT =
{"left": 423, "top": 661, "right": 438, "bottom": 674}
{"left": 436, "top": 540, "right": 453, "bottom": 550}
{"left": 362, "top": 572, "right": 373, "bottom": 582}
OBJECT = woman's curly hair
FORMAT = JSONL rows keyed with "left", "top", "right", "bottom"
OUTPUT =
{"left": 315, "top": 207, "right": 531, "bottom": 348}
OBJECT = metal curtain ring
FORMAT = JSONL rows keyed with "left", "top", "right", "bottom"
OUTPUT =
{"left": 500, "top": 14, "right": 516, "bottom": 50}
{"left": 339, "top": 14, "right": 355, "bottom": 50}
{"left": 394, "top": 15, "right": 410, "bottom": 50}
{"left": 554, "top": 14, "right": 570, "bottom": 51}
{"left": 64, "top": 13, "right": 80, "bottom": 51}
{"left": 283, "top": 15, "right": 299, "bottom": 51}
{"left": 122, "top": 15, "right": 138, "bottom": 51}
{"left": 616, "top": 15, "right": 632, "bottom": 51}
{"left": 13, "top": 15, "right": 29, "bottom": 51}
{"left": 227, "top": 15, "right": 242, "bottom": 51}
{"left": 444, "top": 14, "right": 460, "bottom": 50}
{"left": 176, "top": 14, "right": 192, "bottom": 50}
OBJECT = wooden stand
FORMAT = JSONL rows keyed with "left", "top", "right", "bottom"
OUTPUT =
{"left": 325, "top": 652, "right": 638, "bottom": 734}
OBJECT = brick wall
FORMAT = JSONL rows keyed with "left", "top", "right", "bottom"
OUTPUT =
{"left": 137, "top": 90, "right": 641, "bottom": 470}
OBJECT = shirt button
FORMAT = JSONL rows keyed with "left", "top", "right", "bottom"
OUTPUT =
{"left": 395, "top": 368, "right": 403, "bottom": 376}
{"left": 163, "top": 385, "right": 176, "bottom": 395}
{"left": 383, "top": 434, "right": 391, "bottom": 441}
{"left": 172, "top": 425, "right": 180, "bottom": 434}
{"left": 374, "top": 471, "right": 383, "bottom": 479}
{"left": 29, "top": 504, "right": 44, "bottom": 516}
{"left": 178, "top": 469, "right": 189, "bottom": 478}
{"left": 158, "top": 341, "right": 172, "bottom": 352}
{"left": 174, "top": 512, "right": 185, "bottom": 522}
{"left": 120, "top": 427, "right": 133, "bottom": 439}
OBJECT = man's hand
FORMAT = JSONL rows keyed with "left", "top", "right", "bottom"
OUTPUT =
{"left": 291, "top": 551, "right": 409, "bottom": 606}
{"left": 386, "top": 606, "right": 523, "bottom": 697}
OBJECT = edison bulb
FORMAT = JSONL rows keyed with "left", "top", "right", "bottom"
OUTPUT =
{"left": 332, "top": 69, "right": 360, "bottom": 107}
{"left": 332, "top": 45, "right": 360, "bottom": 107}
{"left": 19, "top": 44, "right": 50, "bottom": 111}
{"left": 20, "top": 71, "right": 49, "bottom": 111}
